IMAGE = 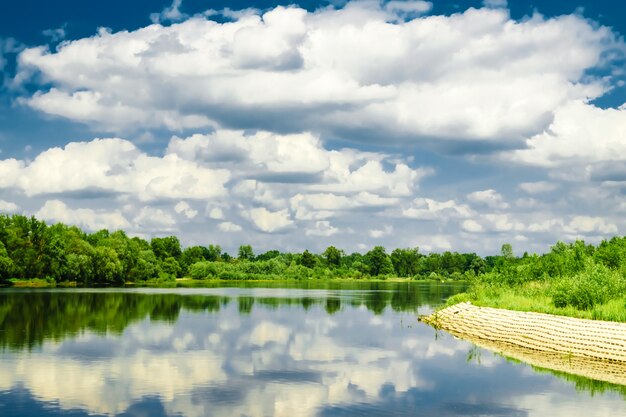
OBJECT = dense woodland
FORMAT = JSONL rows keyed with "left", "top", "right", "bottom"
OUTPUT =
{"left": 0, "top": 214, "right": 625, "bottom": 293}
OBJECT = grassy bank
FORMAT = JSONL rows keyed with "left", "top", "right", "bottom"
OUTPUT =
{"left": 446, "top": 258, "right": 626, "bottom": 322}
{"left": 2, "top": 276, "right": 460, "bottom": 289}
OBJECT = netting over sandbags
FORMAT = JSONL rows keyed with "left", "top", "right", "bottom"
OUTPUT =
{"left": 421, "top": 302, "right": 626, "bottom": 386}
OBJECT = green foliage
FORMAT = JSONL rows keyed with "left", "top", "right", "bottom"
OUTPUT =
{"left": 150, "top": 236, "right": 182, "bottom": 260}
{"left": 322, "top": 246, "right": 343, "bottom": 267}
{"left": 365, "top": 246, "right": 394, "bottom": 276}
{"left": 238, "top": 244, "right": 254, "bottom": 261}
{"left": 551, "top": 262, "right": 625, "bottom": 310}
{"left": 299, "top": 250, "right": 317, "bottom": 268}
{"left": 390, "top": 247, "right": 420, "bottom": 277}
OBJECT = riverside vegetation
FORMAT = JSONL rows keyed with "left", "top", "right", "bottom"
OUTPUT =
{"left": 0, "top": 214, "right": 484, "bottom": 285}
{"left": 447, "top": 240, "right": 626, "bottom": 322}
{"left": 1, "top": 214, "right": 625, "bottom": 322}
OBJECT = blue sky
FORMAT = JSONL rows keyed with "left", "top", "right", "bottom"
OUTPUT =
{"left": 0, "top": 0, "right": 625, "bottom": 255}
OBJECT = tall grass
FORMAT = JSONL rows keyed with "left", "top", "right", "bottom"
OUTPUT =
{"left": 446, "top": 262, "right": 626, "bottom": 322}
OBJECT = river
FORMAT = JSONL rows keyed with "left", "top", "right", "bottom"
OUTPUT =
{"left": 0, "top": 282, "right": 624, "bottom": 416}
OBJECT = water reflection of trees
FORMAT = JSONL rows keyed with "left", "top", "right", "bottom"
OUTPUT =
{"left": 0, "top": 282, "right": 465, "bottom": 350}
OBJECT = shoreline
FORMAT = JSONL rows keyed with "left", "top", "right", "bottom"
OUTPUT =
{"left": 421, "top": 302, "right": 626, "bottom": 385}
{"left": 1, "top": 277, "right": 463, "bottom": 289}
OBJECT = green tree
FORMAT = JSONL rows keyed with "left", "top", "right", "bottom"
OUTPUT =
{"left": 92, "top": 246, "right": 124, "bottom": 284}
{"left": 365, "top": 246, "right": 394, "bottom": 276}
{"left": 160, "top": 257, "right": 182, "bottom": 278}
{"left": 322, "top": 246, "right": 343, "bottom": 267}
{"left": 206, "top": 244, "right": 222, "bottom": 261}
{"left": 501, "top": 243, "right": 514, "bottom": 259}
{"left": 390, "top": 247, "right": 420, "bottom": 277}
{"left": 180, "top": 246, "right": 207, "bottom": 272}
{"left": 0, "top": 241, "right": 14, "bottom": 279}
{"left": 238, "top": 244, "right": 254, "bottom": 261}
{"left": 151, "top": 236, "right": 182, "bottom": 260}
{"left": 300, "top": 250, "right": 317, "bottom": 268}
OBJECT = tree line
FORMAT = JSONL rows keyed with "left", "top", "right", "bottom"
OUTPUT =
{"left": 0, "top": 214, "right": 624, "bottom": 286}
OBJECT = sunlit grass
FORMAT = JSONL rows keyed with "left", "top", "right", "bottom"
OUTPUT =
{"left": 447, "top": 282, "right": 626, "bottom": 322}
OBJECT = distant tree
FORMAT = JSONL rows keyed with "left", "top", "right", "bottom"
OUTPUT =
{"left": 92, "top": 246, "right": 124, "bottom": 284}
{"left": 501, "top": 243, "right": 514, "bottom": 259}
{"left": 206, "top": 244, "right": 222, "bottom": 261}
{"left": 322, "top": 246, "right": 343, "bottom": 267}
{"left": 238, "top": 245, "right": 254, "bottom": 261}
{"left": 300, "top": 250, "right": 317, "bottom": 268}
{"left": 365, "top": 246, "right": 394, "bottom": 276}
{"left": 0, "top": 241, "right": 14, "bottom": 279}
{"left": 390, "top": 247, "right": 420, "bottom": 277}
{"left": 160, "top": 257, "right": 182, "bottom": 278}
{"left": 151, "top": 236, "right": 182, "bottom": 260}
{"left": 257, "top": 250, "right": 281, "bottom": 261}
{"left": 180, "top": 246, "right": 206, "bottom": 271}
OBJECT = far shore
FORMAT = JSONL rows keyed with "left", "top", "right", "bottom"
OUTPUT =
{"left": 1, "top": 276, "right": 463, "bottom": 289}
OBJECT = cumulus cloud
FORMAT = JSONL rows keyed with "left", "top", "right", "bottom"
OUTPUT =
{"left": 174, "top": 201, "right": 198, "bottom": 219}
{"left": 305, "top": 220, "right": 339, "bottom": 237}
{"left": 466, "top": 189, "right": 510, "bottom": 210}
{"left": 483, "top": 0, "right": 507, "bottom": 8}
{"left": 401, "top": 198, "right": 473, "bottom": 220}
{"left": 36, "top": 200, "right": 130, "bottom": 231}
{"left": 244, "top": 207, "right": 293, "bottom": 233}
{"left": 461, "top": 219, "right": 483, "bottom": 233}
{"left": 42, "top": 26, "right": 66, "bottom": 43}
{"left": 508, "top": 102, "right": 626, "bottom": 169}
{"left": 218, "top": 221, "right": 242, "bottom": 232}
{"left": 563, "top": 216, "right": 618, "bottom": 235}
{"left": 0, "top": 199, "right": 19, "bottom": 213}
{"left": 518, "top": 181, "right": 558, "bottom": 194}
{"left": 133, "top": 207, "right": 176, "bottom": 231}
{"left": 369, "top": 225, "right": 393, "bottom": 238}
{"left": 0, "top": 138, "right": 230, "bottom": 201}
{"left": 14, "top": 3, "right": 618, "bottom": 147}
{"left": 150, "top": 0, "right": 188, "bottom": 24}
{"left": 207, "top": 207, "right": 224, "bottom": 220}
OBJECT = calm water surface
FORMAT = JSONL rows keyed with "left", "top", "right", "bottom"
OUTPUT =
{"left": 0, "top": 282, "right": 624, "bottom": 416}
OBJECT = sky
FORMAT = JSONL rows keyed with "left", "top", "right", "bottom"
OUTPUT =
{"left": 0, "top": 0, "right": 625, "bottom": 256}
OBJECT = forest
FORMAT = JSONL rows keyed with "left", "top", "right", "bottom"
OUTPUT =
{"left": 0, "top": 214, "right": 487, "bottom": 284}
{"left": 1, "top": 214, "right": 625, "bottom": 299}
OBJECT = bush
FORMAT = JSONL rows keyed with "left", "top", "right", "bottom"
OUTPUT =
{"left": 551, "top": 262, "right": 625, "bottom": 310}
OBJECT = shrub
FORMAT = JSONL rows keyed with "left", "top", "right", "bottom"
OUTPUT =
{"left": 551, "top": 262, "right": 625, "bottom": 310}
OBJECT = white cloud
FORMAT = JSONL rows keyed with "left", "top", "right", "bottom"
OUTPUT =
{"left": 564, "top": 216, "right": 618, "bottom": 234}
{"left": 0, "top": 138, "right": 230, "bottom": 201}
{"left": 207, "top": 207, "right": 224, "bottom": 220}
{"left": 174, "top": 201, "right": 198, "bottom": 219}
{"left": 461, "top": 219, "right": 483, "bottom": 233}
{"left": 412, "top": 235, "right": 452, "bottom": 252}
{"left": 369, "top": 225, "right": 393, "bottom": 238}
{"left": 42, "top": 27, "right": 66, "bottom": 43}
{"left": 518, "top": 181, "right": 558, "bottom": 194}
{"left": 508, "top": 102, "right": 626, "bottom": 169}
{"left": 169, "top": 130, "right": 427, "bottom": 198}
{"left": 467, "top": 189, "right": 509, "bottom": 209}
{"left": 402, "top": 198, "right": 473, "bottom": 219}
{"left": 133, "top": 207, "right": 176, "bottom": 231}
{"left": 482, "top": 0, "right": 507, "bottom": 8}
{"left": 36, "top": 200, "right": 130, "bottom": 231}
{"left": 305, "top": 221, "right": 339, "bottom": 237}
{"left": 15, "top": 4, "right": 617, "bottom": 144}
{"left": 0, "top": 199, "right": 19, "bottom": 213}
{"left": 218, "top": 221, "right": 242, "bottom": 232}
{"left": 245, "top": 207, "right": 293, "bottom": 233}
{"left": 151, "top": 0, "right": 188, "bottom": 24}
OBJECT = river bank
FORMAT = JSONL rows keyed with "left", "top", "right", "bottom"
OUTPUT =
{"left": 421, "top": 302, "right": 626, "bottom": 385}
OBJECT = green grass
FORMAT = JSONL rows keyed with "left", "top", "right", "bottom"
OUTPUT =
{"left": 446, "top": 281, "right": 626, "bottom": 322}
